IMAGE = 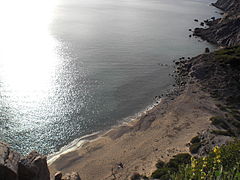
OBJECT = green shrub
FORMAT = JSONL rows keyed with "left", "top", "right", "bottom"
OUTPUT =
{"left": 130, "top": 173, "right": 141, "bottom": 180}
{"left": 210, "top": 116, "right": 224, "bottom": 125}
{"left": 210, "top": 116, "right": 229, "bottom": 129}
{"left": 215, "top": 46, "right": 240, "bottom": 68}
{"left": 216, "top": 104, "right": 228, "bottom": 111}
{"left": 211, "top": 130, "right": 232, "bottom": 136}
{"left": 171, "top": 140, "right": 240, "bottom": 179}
{"left": 156, "top": 160, "right": 165, "bottom": 169}
{"left": 166, "top": 153, "right": 191, "bottom": 170}
{"left": 151, "top": 167, "right": 172, "bottom": 179}
{"left": 190, "top": 136, "right": 201, "bottom": 144}
{"left": 189, "top": 142, "right": 201, "bottom": 154}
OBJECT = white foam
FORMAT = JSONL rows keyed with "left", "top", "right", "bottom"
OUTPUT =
{"left": 47, "top": 131, "right": 100, "bottom": 165}
{"left": 47, "top": 98, "right": 162, "bottom": 165}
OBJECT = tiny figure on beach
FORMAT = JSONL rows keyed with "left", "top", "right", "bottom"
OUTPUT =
{"left": 117, "top": 162, "right": 124, "bottom": 169}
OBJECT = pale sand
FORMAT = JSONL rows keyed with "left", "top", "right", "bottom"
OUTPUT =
{"left": 49, "top": 82, "right": 221, "bottom": 180}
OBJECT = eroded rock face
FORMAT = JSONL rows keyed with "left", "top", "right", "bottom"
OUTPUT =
{"left": 194, "top": 14, "right": 240, "bottom": 47}
{"left": 0, "top": 142, "right": 81, "bottom": 180}
{"left": 0, "top": 142, "right": 21, "bottom": 180}
{"left": 18, "top": 151, "right": 50, "bottom": 180}
{"left": 213, "top": 0, "right": 240, "bottom": 13}
{"left": 193, "top": 0, "right": 240, "bottom": 47}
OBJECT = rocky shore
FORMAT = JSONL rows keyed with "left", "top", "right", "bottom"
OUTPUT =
{"left": 0, "top": 142, "right": 81, "bottom": 180}
{"left": 1, "top": 0, "right": 240, "bottom": 179}
{"left": 193, "top": 0, "right": 240, "bottom": 46}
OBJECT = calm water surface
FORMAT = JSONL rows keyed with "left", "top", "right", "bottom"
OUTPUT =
{"left": 0, "top": 0, "right": 220, "bottom": 154}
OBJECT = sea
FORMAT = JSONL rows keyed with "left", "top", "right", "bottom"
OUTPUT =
{"left": 0, "top": 0, "right": 220, "bottom": 155}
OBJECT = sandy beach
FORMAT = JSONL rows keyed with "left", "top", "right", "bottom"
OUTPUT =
{"left": 48, "top": 77, "right": 222, "bottom": 179}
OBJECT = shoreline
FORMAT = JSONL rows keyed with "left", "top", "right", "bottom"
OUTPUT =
{"left": 47, "top": 97, "right": 165, "bottom": 165}
{"left": 47, "top": 1, "right": 232, "bottom": 179}
{"left": 48, "top": 65, "right": 222, "bottom": 179}
{"left": 1, "top": 0, "right": 240, "bottom": 179}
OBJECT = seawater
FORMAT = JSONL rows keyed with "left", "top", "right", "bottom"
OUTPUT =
{"left": 0, "top": 0, "right": 220, "bottom": 155}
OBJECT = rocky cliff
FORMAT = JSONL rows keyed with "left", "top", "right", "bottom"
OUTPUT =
{"left": 213, "top": 0, "right": 240, "bottom": 13}
{"left": 0, "top": 142, "right": 81, "bottom": 180}
{"left": 0, "top": 142, "right": 50, "bottom": 180}
{"left": 193, "top": 0, "right": 240, "bottom": 47}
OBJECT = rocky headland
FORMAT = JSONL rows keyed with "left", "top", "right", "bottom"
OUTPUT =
{"left": 193, "top": 0, "right": 240, "bottom": 46}
{"left": 1, "top": 0, "right": 240, "bottom": 179}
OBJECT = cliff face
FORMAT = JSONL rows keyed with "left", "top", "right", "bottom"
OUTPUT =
{"left": 213, "top": 0, "right": 240, "bottom": 13}
{"left": 0, "top": 142, "right": 81, "bottom": 180}
{"left": 194, "top": 14, "right": 240, "bottom": 46}
{"left": 0, "top": 142, "right": 50, "bottom": 180}
{"left": 193, "top": 0, "right": 240, "bottom": 47}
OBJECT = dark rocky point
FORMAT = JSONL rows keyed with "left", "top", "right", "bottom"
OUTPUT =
{"left": 0, "top": 142, "right": 20, "bottom": 180}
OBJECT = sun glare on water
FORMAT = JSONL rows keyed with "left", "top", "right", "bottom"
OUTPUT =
{"left": 0, "top": 0, "right": 59, "bottom": 102}
{"left": 0, "top": 0, "right": 61, "bottom": 128}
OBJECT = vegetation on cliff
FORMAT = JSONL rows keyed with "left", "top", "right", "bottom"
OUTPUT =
{"left": 148, "top": 141, "right": 240, "bottom": 180}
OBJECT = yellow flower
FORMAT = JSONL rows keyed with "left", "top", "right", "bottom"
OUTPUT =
{"left": 213, "top": 146, "right": 220, "bottom": 154}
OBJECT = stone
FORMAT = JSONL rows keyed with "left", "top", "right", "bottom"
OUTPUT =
{"left": 205, "top": 47, "right": 210, "bottom": 53}
{"left": 18, "top": 151, "right": 50, "bottom": 180}
{"left": 62, "top": 172, "right": 81, "bottom": 180}
{"left": 55, "top": 171, "right": 63, "bottom": 180}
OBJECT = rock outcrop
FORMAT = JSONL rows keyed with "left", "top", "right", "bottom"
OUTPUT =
{"left": 212, "top": 0, "right": 240, "bottom": 13}
{"left": 0, "top": 142, "right": 81, "bottom": 180}
{"left": 54, "top": 171, "right": 81, "bottom": 180}
{"left": 18, "top": 151, "right": 50, "bottom": 180}
{"left": 193, "top": 0, "right": 240, "bottom": 47}
{"left": 62, "top": 172, "right": 81, "bottom": 180}
{"left": 0, "top": 142, "right": 21, "bottom": 180}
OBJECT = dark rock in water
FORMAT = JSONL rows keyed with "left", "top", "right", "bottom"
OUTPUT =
{"left": 205, "top": 47, "right": 210, "bottom": 53}
{"left": 62, "top": 172, "right": 81, "bottom": 180}
{"left": 194, "top": 19, "right": 199, "bottom": 22}
{"left": 0, "top": 142, "right": 21, "bottom": 180}
{"left": 18, "top": 151, "right": 50, "bottom": 180}
{"left": 189, "top": 35, "right": 192, "bottom": 38}
{"left": 211, "top": 17, "right": 216, "bottom": 20}
{"left": 55, "top": 171, "right": 63, "bottom": 180}
{"left": 200, "top": 22, "right": 204, "bottom": 26}
{"left": 189, "top": 28, "right": 192, "bottom": 31}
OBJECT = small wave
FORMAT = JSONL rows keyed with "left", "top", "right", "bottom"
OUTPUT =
{"left": 47, "top": 131, "right": 100, "bottom": 165}
{"left": 47, "top": 98, "right": 162, "bottom": 165}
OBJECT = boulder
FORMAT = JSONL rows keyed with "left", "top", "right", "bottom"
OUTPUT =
{"left": 55, "top": 171, "right": 63, "bottom": 180}
{"left": 0, "top": 142, "right": 21, "bottom": 180}
{"left": 62, "top": 172, "right": 81, "bottom": 180}
{"left": 205, "top": 47, "right": 210, "bottom": 53}
{"left": 18, "top": 151, "right": 50, "bottom": 180}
